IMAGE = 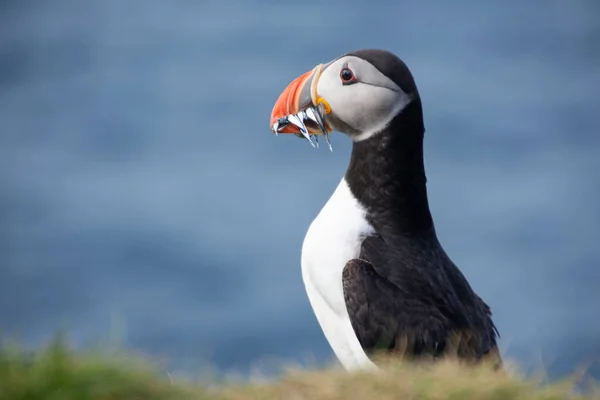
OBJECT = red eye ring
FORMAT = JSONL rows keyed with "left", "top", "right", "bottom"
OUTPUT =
{"left": 340, "top": 67, "right": 356, "bottom": 84}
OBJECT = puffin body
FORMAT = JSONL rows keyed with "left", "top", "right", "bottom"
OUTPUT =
{"left": 270, "top": 49, "right": 501, "bottom": 371}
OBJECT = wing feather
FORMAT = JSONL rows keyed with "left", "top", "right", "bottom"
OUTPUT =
{"left": 342, "top": 234, "right": 500, "bottom": 364}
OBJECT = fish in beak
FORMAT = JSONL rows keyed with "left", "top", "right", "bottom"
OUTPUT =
{"left": 270, "top": 64, "right": 333, "bottom": 151}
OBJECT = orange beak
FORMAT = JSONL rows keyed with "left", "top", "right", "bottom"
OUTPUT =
{"left": 270, "top": 64, "right": 331, "bottom": 136}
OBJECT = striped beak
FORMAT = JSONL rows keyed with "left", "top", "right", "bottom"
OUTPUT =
{"left": 270, "top": 64, "right": 333, "bottom": 150}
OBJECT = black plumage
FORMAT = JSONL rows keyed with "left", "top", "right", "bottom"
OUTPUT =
{"left": 340, "top": 50, "right": 501, "bottom": 365}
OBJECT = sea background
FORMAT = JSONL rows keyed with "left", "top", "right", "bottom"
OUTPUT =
{"left": 1, "top": 0, "right": 599, "bottom": 380}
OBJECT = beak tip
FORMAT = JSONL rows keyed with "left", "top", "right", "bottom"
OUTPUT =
{"left": 269, "top": 68, "right": 316, "bottom": 136}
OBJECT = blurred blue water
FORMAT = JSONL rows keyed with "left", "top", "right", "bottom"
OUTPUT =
{"left": 1, "top": 0, "right": 599, "bottom": 380}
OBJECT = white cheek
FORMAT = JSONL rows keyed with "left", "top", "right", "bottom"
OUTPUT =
{"left": 333, "top": 85, "right": 398, "bottom": 129}
{"left": 352, "top": 89, "right": 412, "bottom": 142}
{"left": 316, "top": 56, "right": 412, "bottom": 140}
{"left": 319, "top": 78, "right": 407, "bottom": 137}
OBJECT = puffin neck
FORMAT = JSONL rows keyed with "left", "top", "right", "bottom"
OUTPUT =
{"left": 344, "top": 99, "right": 435, "bottom": 238}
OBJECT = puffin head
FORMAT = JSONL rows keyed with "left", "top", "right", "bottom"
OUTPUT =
{"left": 270, "top": 49, "right": 420, "bottom": 148}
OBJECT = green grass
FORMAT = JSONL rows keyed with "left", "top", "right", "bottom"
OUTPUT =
{"left": 0, "top": 338, "right": 597, "bottom": 400}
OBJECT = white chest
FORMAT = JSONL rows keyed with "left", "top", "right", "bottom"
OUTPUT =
{"left": 300, "top": 178, "right": 377, "bottom": 371}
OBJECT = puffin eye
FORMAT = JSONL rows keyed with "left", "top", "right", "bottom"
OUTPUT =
{"left": 340, "top": 67, "right": 356, "bottom": 85}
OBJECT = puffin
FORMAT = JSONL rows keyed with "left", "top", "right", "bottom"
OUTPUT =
{"left": 269, "top": 49, "right": 501, "bottom": 371}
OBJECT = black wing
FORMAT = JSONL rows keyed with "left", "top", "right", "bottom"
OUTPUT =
{"left": 342, "top": 235, "right": 500, "bottom": 363}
